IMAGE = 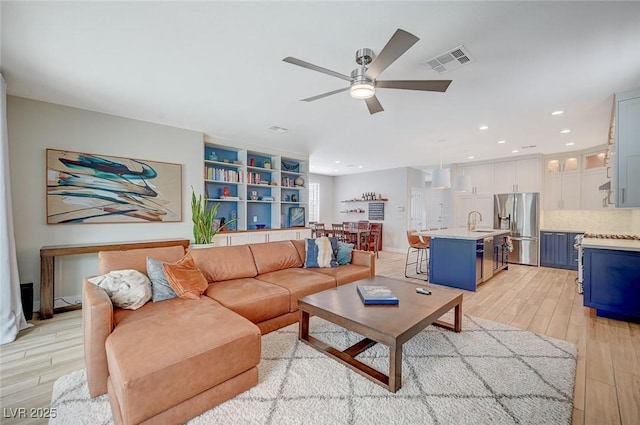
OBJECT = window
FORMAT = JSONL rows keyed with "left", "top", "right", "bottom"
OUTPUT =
{"left": 309, "top": 181, "right": 320, "bottom": 222}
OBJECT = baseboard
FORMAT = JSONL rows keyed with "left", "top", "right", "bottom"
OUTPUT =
{"left": 53, "top": 294, "right": 83, "bottom": 310}
{"left": 383, "top": 247, "right": 405, "bottom": 253}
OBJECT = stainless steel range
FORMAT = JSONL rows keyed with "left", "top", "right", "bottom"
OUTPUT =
{"left": 574, "top": 233, "right": 640, "bottom": 294}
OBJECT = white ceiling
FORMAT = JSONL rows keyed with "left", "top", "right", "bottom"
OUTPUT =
{"left": 2, "top": 1, "right": 639, "bottom": 176}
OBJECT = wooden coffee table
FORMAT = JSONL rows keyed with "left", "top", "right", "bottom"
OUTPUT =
{"left": 298, "top": 276, "right": 463, "bottom": 392}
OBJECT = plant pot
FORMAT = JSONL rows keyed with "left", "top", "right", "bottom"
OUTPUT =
{"left": 190, "top": 243, "right": 216, "bottom": 249}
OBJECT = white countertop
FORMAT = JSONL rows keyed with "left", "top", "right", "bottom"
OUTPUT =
{"left": 582, "top": 238, "right": 640, "bottom": 252}
{"left": 416, "top": 228, "right": 511, "bottom": 240}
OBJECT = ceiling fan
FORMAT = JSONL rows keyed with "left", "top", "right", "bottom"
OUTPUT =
{"left": 283, "top": 29, "right": 452, "bottom": 115}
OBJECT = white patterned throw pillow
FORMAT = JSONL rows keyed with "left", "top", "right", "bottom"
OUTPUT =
{"left": 88, "top": 269, "right": 152, "bottom": 310}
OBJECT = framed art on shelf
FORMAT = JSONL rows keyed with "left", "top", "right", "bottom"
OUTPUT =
{"left": 289, "top": 207, "right": 305, "bottom": 227}
{"left": 46, "top": 148, "right": 182, "bottom": 224}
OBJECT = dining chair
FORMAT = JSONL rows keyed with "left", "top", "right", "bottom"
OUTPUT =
{"left": 331, "top": 223, "right": 346, "bottom": 242}
{"left": 405, "top": 229, "right": 429, "bottom": 281}
{"left": 353, "top": 221, "right": 370, "bottom": 249}
{"left": 341, "top": 222, "right": 357, "bottom": 244}
{"left": 368, "top": 223, "right": 382, "bottom": 258}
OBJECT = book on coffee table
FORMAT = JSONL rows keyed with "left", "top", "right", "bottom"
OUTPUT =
{"left": 357, "top": 285, "right": 399, "bottom": 305}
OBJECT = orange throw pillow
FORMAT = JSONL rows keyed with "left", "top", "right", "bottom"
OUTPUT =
{"left": 162, "top": 252, "right": 208, "bottom": 299}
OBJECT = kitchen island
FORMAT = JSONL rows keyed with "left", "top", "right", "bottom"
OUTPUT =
{"left": 417, "top": 228, "right": 511, "bottom": 291}
{"left": 582, "top": 236, "right": 640, "bottom": 322}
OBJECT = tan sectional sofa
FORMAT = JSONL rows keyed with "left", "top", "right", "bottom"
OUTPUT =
{"left": 83, "top": 239, "right": 375, "bottom": 425}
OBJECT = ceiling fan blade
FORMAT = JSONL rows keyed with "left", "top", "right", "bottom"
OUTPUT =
{"left": 376, "top": 80, "right": 452, "bottom": 92}
{"left": 301, "top": 87, "right": 350, "bottom": 102}
{"left": 365, "top": 96, "right": 384, "bottom": 115}
{"left": 283, "top": 57, "right": 352, "bottom": 82}
{"left": 365, "top": 29, "right": 419, "bottom": 80}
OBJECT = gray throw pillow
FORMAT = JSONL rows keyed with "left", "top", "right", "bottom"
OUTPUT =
{"left": 146, "top": 257, "right": 177, "bottom": 302}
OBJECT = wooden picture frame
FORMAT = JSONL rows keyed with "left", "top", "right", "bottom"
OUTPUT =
{"left": 46, "top": 148, "right": 182, "bottom": 224}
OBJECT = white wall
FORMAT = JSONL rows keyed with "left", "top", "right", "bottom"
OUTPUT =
{"left": 308, "top": 173, "right": 334, "bottom": 224}
{"left": 333, "top": 167, "right": 409, "bottom": 252}
{"left": 7, "top": 97, "right": 203, "bottom": 308}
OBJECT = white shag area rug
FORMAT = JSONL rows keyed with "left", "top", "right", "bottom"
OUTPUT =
{"left": 50, "top": 314, "right": 577, "bottom": 425}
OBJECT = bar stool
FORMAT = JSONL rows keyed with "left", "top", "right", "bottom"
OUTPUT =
{"left": 405, "top": 230, "right": 429, "bottom": 281}
{"left": 314, "top": 223, "right": 326, "bottom": 237}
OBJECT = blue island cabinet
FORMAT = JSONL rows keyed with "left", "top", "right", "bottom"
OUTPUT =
{"left": 429, "top": 238, "right": 480, "bottom": 291}
{"left": 583, "top": 248, "right": 640, "bottom": 322}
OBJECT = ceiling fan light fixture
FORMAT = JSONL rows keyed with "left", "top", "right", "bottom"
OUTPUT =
{"left": 350, "top": 81, "right": 375, "bottom": 99}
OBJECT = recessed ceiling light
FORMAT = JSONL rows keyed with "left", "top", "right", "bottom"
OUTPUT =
{"left": 358, "top": 165, "right": 364, "bottom": 169}
{"left": 467, "top": 155, "right": 475, "bottom": 159}
{"left": 512, "top": 150, "right": 519, "bottom": 154}
{"left": 335, "top": 160, "right": 341, "bottom": 164}
{"left": 333, "top": 169, "right": 338, "bottom": 172}
{"left": 560, "top": 129, "right": 571, "bottom": 134}
{"left": 479, "top": 125, "right": 489, "bottom": 130}
{"left": 565, "top": 142, "right": 575, "bottom": 146}
{"left": 497, "top": 140, "right": 506, "bottom": 144}
{"left": 551, "top": 110, "right": 564, "bottom": 116}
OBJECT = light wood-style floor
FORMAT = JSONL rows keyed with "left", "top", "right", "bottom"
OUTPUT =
{"left": 1, "top": 251, "right": 638, "bottom": 425}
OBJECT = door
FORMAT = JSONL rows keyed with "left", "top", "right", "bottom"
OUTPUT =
{"left": 425, "top": 187, "right": 446, "bottom": 229}
{"left": 410, "top": 188, "right": 425, "bottom": 230}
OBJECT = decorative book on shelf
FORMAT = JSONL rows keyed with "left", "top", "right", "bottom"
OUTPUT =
{"left": 357, "top": 285, "right": 399, "bottom": 305}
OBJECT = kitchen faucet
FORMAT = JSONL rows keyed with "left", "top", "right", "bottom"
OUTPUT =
{"left": 467, "top": 210, "right": 482, "bottom": 231}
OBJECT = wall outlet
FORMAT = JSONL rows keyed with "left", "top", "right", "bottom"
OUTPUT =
{"left": 253, "top": 216, "right": 258, "bottom": 223}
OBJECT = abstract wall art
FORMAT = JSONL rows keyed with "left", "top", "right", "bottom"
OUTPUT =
{"left": 46, "top": 149, "right": 182, "bottom": 224}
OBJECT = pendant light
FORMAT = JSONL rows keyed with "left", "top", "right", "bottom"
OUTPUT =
{"left": 454, "top": 174, "right": 471, "bottom": 192}
{"left": 431, "top": 160, "right": 451, "bottom": 189}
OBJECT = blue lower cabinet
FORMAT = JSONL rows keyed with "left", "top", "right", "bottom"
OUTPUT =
{"left": 540, "top": 231, "right": 580, "bottom": 270}
{"left": 583, "top": 248, "right": 640, "bottom": 322}
{"left": 429, "top": 238, "right": 479, "bottom": 291}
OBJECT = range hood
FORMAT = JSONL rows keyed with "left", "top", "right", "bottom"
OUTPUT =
{"left": 599, "top": 181, "right": 611, "bottom": 191}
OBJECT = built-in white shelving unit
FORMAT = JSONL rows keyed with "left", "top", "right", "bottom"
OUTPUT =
{"left": 203, "top": 141, "right": 309, "bottom": 232}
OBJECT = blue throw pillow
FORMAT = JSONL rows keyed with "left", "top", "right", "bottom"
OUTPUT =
{"left": 146, "top": 257, "right": 178, "bottom": 302}
{"left": 337, "top": 241, "right": 354, "bottom": 265}
{"left": 304, "top": 237, "right": 338, "bottom": 268}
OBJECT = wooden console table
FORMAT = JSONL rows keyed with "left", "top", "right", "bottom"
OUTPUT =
{"left": 40, "top": 239, "right": 190, "bottom": 319}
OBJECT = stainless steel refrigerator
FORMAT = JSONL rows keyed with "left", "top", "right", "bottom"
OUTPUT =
{"left": 494, "top": 193, "right": 540, "bottom": 266}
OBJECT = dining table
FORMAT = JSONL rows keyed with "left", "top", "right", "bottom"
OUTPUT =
{"left": 345, "top": 228, "right": 370, "bottom": 250}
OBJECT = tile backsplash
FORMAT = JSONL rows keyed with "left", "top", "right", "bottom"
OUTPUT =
{"left": 542, "top": 209, "right": 640, "bottom": 234}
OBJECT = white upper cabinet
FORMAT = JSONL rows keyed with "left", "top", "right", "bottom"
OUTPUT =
{"left": 545, "top": 155, "right": 580, "bottom": 174}
{"left": 493, "top": 157, "right": 541, "bottom": 194}
{"left": 544, "top": 172, "right": 580, "bottom": 210}
{"left": 458, "top": 163, "right": 494, "bottom": 195}
{"left": 615, "top": 88, "right": 640, "bottom": 207}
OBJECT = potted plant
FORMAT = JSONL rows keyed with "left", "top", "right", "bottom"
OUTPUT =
{"left": 191, "top": 189, "right": 236, "bottom": 246}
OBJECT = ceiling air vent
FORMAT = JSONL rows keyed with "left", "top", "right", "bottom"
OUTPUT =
{"left": 422, "top": 45, "right": 473, "bottom": 74}
{"left": 268, "top": 125, "right": 288, "bottom": 133}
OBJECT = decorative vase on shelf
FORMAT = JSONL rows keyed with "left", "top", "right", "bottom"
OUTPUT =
{"left": 294, "top": 176, "right": 304, "bottom": 187}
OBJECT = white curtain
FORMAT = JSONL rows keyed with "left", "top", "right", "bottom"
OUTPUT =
{"left": 1, "top": 73, "right": 31, "bottom": 344}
